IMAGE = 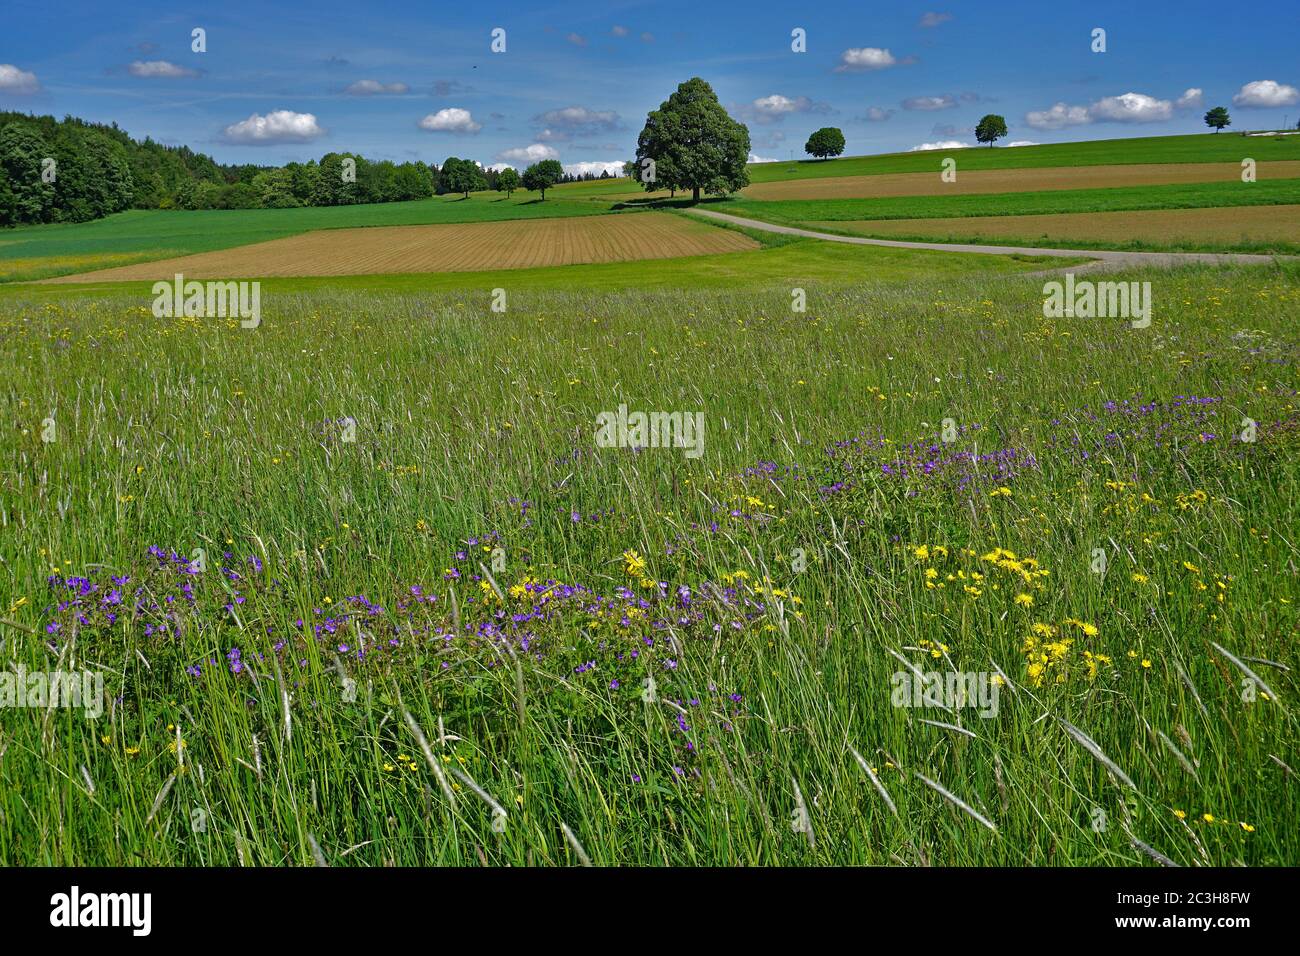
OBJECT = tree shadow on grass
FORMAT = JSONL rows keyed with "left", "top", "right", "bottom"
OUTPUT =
{"left": 610, "top": 196, "right": 734, "bottom": 211}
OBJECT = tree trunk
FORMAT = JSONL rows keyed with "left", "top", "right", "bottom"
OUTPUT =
{"left": 692, "top": 185, "right": 700, "bottom": 202}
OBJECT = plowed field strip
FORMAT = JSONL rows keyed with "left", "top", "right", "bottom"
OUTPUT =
{"left": 807, "top": 204, "right": 1300, "bottom": 245}
{"left": 47, "top": 212, "right": 759, "bottom": 283}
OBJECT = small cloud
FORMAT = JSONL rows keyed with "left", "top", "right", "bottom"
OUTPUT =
{"left": 931, "top": 123, "right": 958, "bottom": 137}
{"left": 130, "top": 42, "right": 160, "bottom": 55}
{"left": 419, "top": 108, "right": 481, "bottom": 133}
{"left": 1005, "top": 141, "right": 1038, "bottom": 147}
{"left": 1233, "top": 79, "right": 1299, "bottom": 108}
{"left": 1089, "top": 92, "right": 1173, "bottom": 123}
{"left": 835, "top": 47, "right": 898, "bottom": 72}
{"left": 534, "top": 105, "right": 622, "bottom": 134}
{"left": 918, "top": 12, "right": 952, "bottom": 28}
{"left": 567, "top": 33, "right": 587, "bottom": 47}
{"left": 563, "top": 160, "right": 625, "bottom": 177}
{"left": 738, "top": 94, "right": 834, "bottom": 123}
{"left": 486, "top": 162, "right": 515, "bottom": 172}
{"left": 222, "top": 110, "right": 325, "bottom": 144}
{"left": 496, "top": 143, "right": 560, "bottom": 164}
{"left": 324, "top": 55, "right": 350, "bottom": 69}
{"left": 128, "top": 60, "right": 199, "bottom": 78}
{"left": 641, "top": 32, "right": 654, "bottom": 43}
{"left": 748, "top": 152, "right": 779, "bottom": 163}
{"left": 611, "top": 25, "right": 629, "bottom": 37}
{"left": 1174, "top": 88, "right": 1203, "bottom": 110}
{"left": 857, "top": 106, "right": 895, "bottom": 122}
{"left": 903, "top": 95, "right": 957, "bottom": 111}
{"left": 1024, "top": 101, "right": 1091, "bottom": 130}
{"left": 0, "top": 64, "right": 41, "bottom": 93}
{"left": 489, "top": 112, "right": 506, "bottom": 121}
{"left": 536, "top": 129, "right": 569, "bottom": 142}
{"left": 344, "top": 79, "right": 409, "bottom": 96}
{"left": 908, "top": 139, "right": 971, "bottom": 151}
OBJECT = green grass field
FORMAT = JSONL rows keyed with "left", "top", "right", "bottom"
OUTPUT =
{"left": 2, "top": 260, "right": 1298, "bottom": 866}
{"left": 720, "top": 179, "right": 1300, "bottom": 226}
{"left": 742, "top": 132, "right": 1300, "bottom": 182}
{"left": 2, "top": 131, "right": 1298, "bottom": 867}
{"left": 0, "top": 235, "right": 1071, "bottom": 300}
{"left": 4, "top": 133, "right": 1297, "bottom": 286}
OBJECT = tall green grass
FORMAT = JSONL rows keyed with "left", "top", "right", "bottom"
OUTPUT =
{"left": 0, "top": 263, "right": 1297, "bottom": 865}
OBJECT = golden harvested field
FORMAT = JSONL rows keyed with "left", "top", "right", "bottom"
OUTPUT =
{"left": 47, "top": 212, "right": 759, "bottom": 282}
{"left": 740, "top": 161, "right": 1300, "bottom": 200}
{"left": 807, "top": 203, "right": 1300, "bottom": 245}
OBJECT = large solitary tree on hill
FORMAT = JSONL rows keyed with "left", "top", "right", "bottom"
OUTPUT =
{"left": 805, "top": 127, "right": 846, "bottom": 159}
{"left": 975, "top": 114, "right": 1008, "bottom": 147}
{"left": 1204, "top": 106, "right": 1231, "bottom": 132}
{"left": 633, "top": 77, "right": 750, "bottom": 202}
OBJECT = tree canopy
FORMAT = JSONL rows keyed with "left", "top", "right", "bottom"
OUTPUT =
{"left": 522, "top": 159, "right": 564, "bottom": 200}
{"left": 804, "top": 127, "right": 846, "bottom": 159}
{"left": 1204, "top": 107, "right": 1231, "bottom": 132}
{"left": 495, "top": 167, "right": 521, "bottom": 197}
{"left": 633, "top": 77, "right": 750, "bottom": 202}
{"left": 974, "top": 114, "right": 1008, "bottom": 147}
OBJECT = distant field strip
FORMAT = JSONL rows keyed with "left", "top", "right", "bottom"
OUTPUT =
{"left": 0, "top": 196, "right": 618, "bottom": 283}
{"left": 808, "top": 205, "right": 1300, "bottom": 249}
{"left": 47, "top": 212, "right": 758, "bottom": 282}
{"left": 740, "top": 161, "right": 1300, "bottom": 200}
{"left": 722, "top": 180, "right": 1300, "bottom": 227}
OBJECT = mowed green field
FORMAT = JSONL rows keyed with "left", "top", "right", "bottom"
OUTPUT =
{"left": 1, "top": 260, "right": 1298, "bottom": 866}
{"left": 743, "top": 132, "right": 1300, "bottom": 182}
{"left": 722, "top": 180, "right": 1300, "bottom": 226}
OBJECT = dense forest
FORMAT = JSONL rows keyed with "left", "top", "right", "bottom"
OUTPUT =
{"left": 0, "top": 112, "right": 623, "bottom": 227}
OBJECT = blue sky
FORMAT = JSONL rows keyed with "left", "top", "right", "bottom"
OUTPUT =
{"left": 3, "top": 0, "right": 1298, "bottom": 171}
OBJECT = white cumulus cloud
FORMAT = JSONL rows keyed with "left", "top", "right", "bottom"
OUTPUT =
{"left": 1233, "top": 79, "right": 1299, "bottom": 108}
{"left": 908, "top": 140, "right": 971, "bottom": 151}
{"left": 1005, "top": 140, "right": 1038, "bottom": 147}
{"left": 0, "top": 64, "right": 40, "bottom": 93}
{"left": 1027, "top": 91, "right": 1182, "bottom": 130}
{"left": 835, "top": 47, "right": 898, "bottom": 72}
{"left": 1089, "top": 92, "right": 1173, "bottom": 123}
{"left": 740, "top": 94, "right": 833, "bottom": 123}
{"left": 495, "top": 143, "right": 560, "bottom": 164}
{"left": 1175, "top": 88, "right": 1204, "bottom": 109}
{"left": 222, "top": 110, "right": 324, "bottom": 144}
{"left": 748, "top": 152, "right": 779, "bottom": 163}
{"left": 861, "top": 106, "right": 895, "bottom": 122}
{"left": 419, "top": 108, "right": 482, "bottom": 132}
{"left": 345, "top": 80, "right": 409, "bottom": 96}
{"left": 128, "top": 60, "right": 199, "bottom": 78}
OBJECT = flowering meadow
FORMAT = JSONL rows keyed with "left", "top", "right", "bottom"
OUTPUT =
{"left": 1, "top": 263, "right": 1298, "bottom": 865}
